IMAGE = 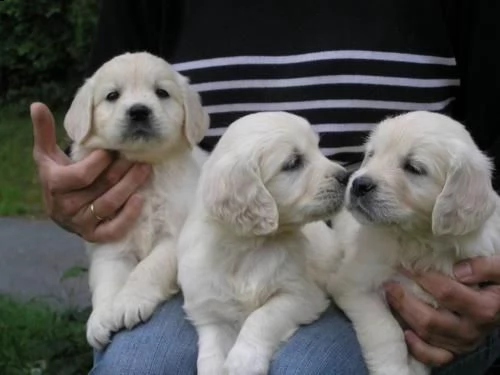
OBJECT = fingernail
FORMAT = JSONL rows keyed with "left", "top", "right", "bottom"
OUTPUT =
{"left": 404, "top": 330, "right": 417, "bottom": 344}
{"left": 454, "top": 262, "right": 472, "bottom": 280}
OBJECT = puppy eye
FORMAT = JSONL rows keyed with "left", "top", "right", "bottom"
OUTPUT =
{"left": 282, "top": 153, "right": 304, "bottom": 172}
{"left": 155, "top": 88, "right": 170, "bottom": 99}
{"left": 106, "top": 91, "right": 120, "bottom": 102}
{"left": 403, "top": 160, "right": 426, "bottom": 176}
{"left": 366, "top": 150, "right": 374, "bottom": 159}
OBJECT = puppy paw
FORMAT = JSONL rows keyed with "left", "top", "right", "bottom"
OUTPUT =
{"left": 112, "top": 289, "right": 162, "bottom": 330}
{"left": 223, "top": 342, "right": 270, "bottom": 375}
{"left": 86, "top": 307, "right": 114, "bottom": 350}
{"left": 197, "top": 356, "right": 225, "bottom": 375}
{"left": 371, "top": 365, "right": 412, "bottom": 375}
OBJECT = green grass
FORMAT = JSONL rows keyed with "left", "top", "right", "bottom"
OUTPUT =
{"left": 0, "top": 295, "right": 92, "bottom": 375}
{"left": 0, "top": 107, "right": 67, "bottom": 216}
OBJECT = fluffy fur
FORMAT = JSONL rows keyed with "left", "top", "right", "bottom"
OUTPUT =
{"left": 312, "top": 111, "right": 500, "bottom": 375}
{"left": 177, "top": 111, "right": 348, "bottom": 375}
{"left": 64, "top": 52, "right": 209, "bottom": 349}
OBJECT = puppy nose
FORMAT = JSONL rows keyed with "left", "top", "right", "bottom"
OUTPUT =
{"left": 351, "top": 176, "right": 376, "bottom": 197}
{"left": 334, "top": 170, "right": 351, "bottom": 185}
{"left": 128, "top": 104, "right": 151, "bottom": 121}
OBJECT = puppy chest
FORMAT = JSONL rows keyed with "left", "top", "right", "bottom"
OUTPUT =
{"left": 228, "top": 277, "right": 277, "bottom": 312}
{"left": 224, "top": 252, "right": 296, "bottom": 312}
{"left": 130, "top": 190, "right": 185, "bottom": 259}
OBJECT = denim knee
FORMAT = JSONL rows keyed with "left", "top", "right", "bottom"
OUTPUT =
{"left": 270, "top": 305, "right": 368, "bottom": 375}
{"left": 90, "top": 294, "right": 198, "bottom": 375}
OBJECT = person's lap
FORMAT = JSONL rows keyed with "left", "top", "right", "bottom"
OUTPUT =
{"left": 91, "top": 294, "right": 500, "bottom": 375}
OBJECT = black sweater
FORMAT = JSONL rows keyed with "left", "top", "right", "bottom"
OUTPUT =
{"left": 86, "top": 0, "right": 500, "bottom": 189}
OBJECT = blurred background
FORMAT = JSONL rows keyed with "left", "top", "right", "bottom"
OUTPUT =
{"left": 1, "top": 1, "right": 99, "bottom": 373}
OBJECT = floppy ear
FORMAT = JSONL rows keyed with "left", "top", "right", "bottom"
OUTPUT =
{"left": 202, "top": 156, "right": 278, "bottom": 236}
{"left": 64, "top": 79, "right": 94, "bottom": 144}
{"left": 432, "top": 145, "right": 496, "bottom": 236}
{"left": 178, "top": 75, "right": 209, "bottom": 146}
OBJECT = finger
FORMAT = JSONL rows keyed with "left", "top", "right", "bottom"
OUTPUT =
{"left": 385, "top": 282, "right": 460, "bottom": 337}
{"left": 31, "top": 102, "right": 69, "bottom": 164}
{"left": 454, "top": 256, "right": 500, "bottom": 284}
{"left": 47, "top": 150, "right": 114, "bottom": 192}
{"left": 53, "top": 158, "right": 135, "bottom": 217}
{"left": 83, "top": 163, "right": 151, "bottom": 220}
{"left": 467, "top": 287, "right": 500, "bottom": 327}
{"left": 403, "top": 270, "right": 487, "bottom": 319}
{"left": 89, "top": 195, "right": 144, "bottom": 242}
{"left": 405, "top": 308, "right": 482, "bottom": 354}
{"left": 405, "top": 330, "right": 454, "bottom": 367}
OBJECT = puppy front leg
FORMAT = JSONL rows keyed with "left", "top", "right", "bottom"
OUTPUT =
{"left": 197, "top": 323, "right": 238, "bottom": 375}
{"left": 112, "top": 237, "right": 178, "bottom": 330}
{"left": 335, "top": 292, "right": 421, "bottom": 375}
{"left": 87, "top": 246, "right": 136, "bottom": 349}
{"left": 224, "top": 286, "right": 328, "bottom": 375}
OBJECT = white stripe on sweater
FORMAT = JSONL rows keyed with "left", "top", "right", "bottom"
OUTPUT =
{"left": 174, "top": 50, "right": 456, "bottom": 71}
{"left": 204, "top": 97, "right": 454, "bottom": 114}
{"left": 192, "top": 76, "right": 459, "bottom": 92}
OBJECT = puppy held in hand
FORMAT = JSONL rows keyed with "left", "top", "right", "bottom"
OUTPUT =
{"left": 177, "top": 111, "right": 348, "bottom": 375}
{"left": 324, "top": 111, "right": 500, "bottom": 375}
{"left": 64, "top": 52, "right": 209, "bottom": 349}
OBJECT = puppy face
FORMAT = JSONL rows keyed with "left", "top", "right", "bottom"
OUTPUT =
{"left": 64, "top": 52, "right": 208, "bottom": 162}
{"left": 202, "top": 112, "right": 347, "bottom": 236}
{"left": 347, "top": 111, "right": 495, "bottom": 235}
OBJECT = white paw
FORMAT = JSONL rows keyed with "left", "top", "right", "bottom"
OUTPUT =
{"left": 371, "top": 365, "right": 411, "bottom": 375}
{"left": 197, "top": 355, "right": 225, "bottom": 375}
{"left": 86, "top": 307, "right": 115, "bottom": 350}
{"left": 223, "top": 342, "right": 270, "bottom": 375}
{"left": 111, "top": 289, "right": 162, "bottom": 330}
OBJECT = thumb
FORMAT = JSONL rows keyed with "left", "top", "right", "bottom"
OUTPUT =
{"left": 454, "top": 255, "right": 500, "bottom": 284}
{"left": 31, "top": 102, "right": 69, "bottom": 164}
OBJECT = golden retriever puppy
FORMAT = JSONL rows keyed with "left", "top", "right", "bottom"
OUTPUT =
{"left": 318, "top": 111, "right": 500, "bottom": 375}
{"left": 64, "top": 52, "right": 209, "bottom": 349}
{"left": 177, "top": 112, "right": 348, "bottom": 375}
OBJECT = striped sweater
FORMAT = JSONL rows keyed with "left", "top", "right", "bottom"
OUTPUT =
{"left": 87, "top": 0, "right": 499, "bottom": 184}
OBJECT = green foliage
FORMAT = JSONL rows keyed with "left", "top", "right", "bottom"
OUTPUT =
{"left": 0, "top": 108, "right": 67, "bottom": 217}
{"left": 0, "top": 0, "right": 99, "bottom": 112}
{"left": 0, "top": 295, "right": 92, "bottom": 375}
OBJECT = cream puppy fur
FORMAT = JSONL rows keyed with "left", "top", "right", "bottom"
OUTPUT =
{"left": 177, "top": 111, "right": 348, "bottom": 375}
{"left": 64, "top": 52, "right": 209, "bottom": 349}
{"left": 318, "top": 111, "right": 500, "bottom": 375}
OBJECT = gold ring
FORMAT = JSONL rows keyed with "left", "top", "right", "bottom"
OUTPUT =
{"left": 90, "top": 203, "right": 105, "bottom": 222}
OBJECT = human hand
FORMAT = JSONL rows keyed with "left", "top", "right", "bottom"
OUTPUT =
{"left": 384, "top": 257, "right": 500, "bottom": 367}
{"left": 31, "top": 102, "right": 151, "bottom": 242}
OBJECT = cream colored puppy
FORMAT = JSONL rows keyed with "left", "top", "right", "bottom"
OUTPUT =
{"left": 64, "top": 52, "right": 209, "bottom": 349}
{"left": 321, "top": 111, "right": 500, "bottom": 375}
{"left": 177, "top": 112, "right": 348, "bottom": 375}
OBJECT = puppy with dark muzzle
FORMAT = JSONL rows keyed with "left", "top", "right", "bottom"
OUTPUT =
{"left": 64, "top": 52, "right": 209, "bottom": 349}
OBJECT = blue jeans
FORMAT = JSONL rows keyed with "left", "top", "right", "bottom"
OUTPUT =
{"left": 91, "top": 294, "right": 500, "bottom": 374}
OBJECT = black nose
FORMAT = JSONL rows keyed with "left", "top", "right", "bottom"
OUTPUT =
{"left": 334, "top": 170, "right": 351, "bottom": 185}
{"left": 128, "top": 104, "right": 151, "bottom": 121}
{"left": 351, "top": 176, "right": 376, "bottom": 197}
